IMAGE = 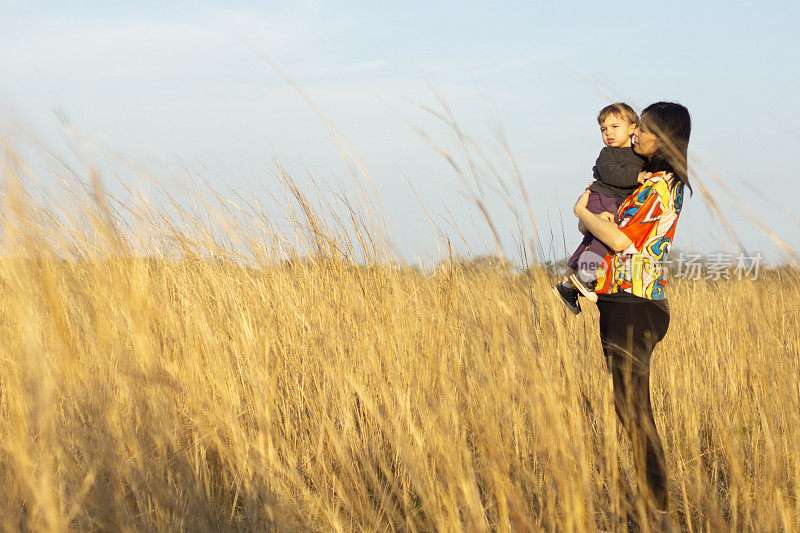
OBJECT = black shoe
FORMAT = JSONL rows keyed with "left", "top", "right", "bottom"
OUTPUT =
{"left": 569, "top": 274, "right": 598, "bottom": 303}
{"left": 553, "top": 282, "right": 581, "bottom": 315}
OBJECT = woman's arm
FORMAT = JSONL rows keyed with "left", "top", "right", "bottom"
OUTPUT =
{"left": 578, "top": 212, "right": 614, "bottom": 235}
{"left": 573, "top": 191, "right": 633, "bottom": 252}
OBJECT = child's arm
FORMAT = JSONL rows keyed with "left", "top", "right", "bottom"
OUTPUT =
{"left": 593, "top": 147, "right": 644, "bottom": 188}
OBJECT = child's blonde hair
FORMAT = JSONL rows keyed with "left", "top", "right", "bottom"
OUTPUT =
{"left": 597, "top": 103, "right": 639, "bottom": 126}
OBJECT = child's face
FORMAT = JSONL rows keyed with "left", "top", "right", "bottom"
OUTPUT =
{"left": 600, "top": 115, "right": 636, "bottom": 148}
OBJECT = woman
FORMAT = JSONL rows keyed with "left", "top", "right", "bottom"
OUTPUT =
{"left": 573, "top": 102, "right": 692, "bottom": 525}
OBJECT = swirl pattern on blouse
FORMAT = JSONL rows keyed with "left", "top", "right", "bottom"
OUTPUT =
{"left": 595, "top": 172, "right": 684, "bottom": 300}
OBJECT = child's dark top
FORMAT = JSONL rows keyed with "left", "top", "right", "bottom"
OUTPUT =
{"left": 588, "top": 146, "right": 647, "bottom": 200}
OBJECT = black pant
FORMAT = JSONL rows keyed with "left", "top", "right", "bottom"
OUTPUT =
{"left": 598, "top": 298, "right": 670, "bottom": 513}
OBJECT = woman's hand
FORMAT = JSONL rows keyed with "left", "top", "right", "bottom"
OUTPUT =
{"left": 573, "top": 189, "right": 591, "bottom": 217}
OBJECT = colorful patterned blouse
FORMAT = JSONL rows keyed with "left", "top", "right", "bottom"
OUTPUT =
{"left": 595, "top": 172, "right": 684, "bottom": 300}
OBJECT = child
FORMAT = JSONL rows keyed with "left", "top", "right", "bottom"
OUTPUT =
{"left": 553, "top": 103, "right": 650, "bottom": 314}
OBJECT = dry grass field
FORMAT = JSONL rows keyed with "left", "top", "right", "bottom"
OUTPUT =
{"left": 0, "top": 154, "right": 798, "bottom": 532}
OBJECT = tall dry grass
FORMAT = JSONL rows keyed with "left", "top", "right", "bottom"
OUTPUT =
{"left": 0, "top": 143, "right": 798, "bottom": 533}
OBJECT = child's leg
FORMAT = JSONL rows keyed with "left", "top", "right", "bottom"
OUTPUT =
{"left": 575, "top": 244, "right": 609, "bottom": 283}
{"left": 575, "top": 193, "right": 625, "bottom": 282}
{"left": 564, "top": 233, "right": 594, "bottom": 283}
{"left": 588, "top": 191, "right": 623, "bottom": 218}
{"left": 562, "top": 267, "right": 575, "bottom": 284}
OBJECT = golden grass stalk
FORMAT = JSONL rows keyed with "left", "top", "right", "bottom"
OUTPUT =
{"left": 0, "top": 135, "right": 797, "bottom": 532}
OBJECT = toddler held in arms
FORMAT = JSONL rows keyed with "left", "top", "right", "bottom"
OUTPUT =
{"left": 553, "top": 103, "right": 651, "bottom": 314}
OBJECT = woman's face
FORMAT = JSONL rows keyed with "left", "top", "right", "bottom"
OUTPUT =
{"left": 633, "top": 119, "right": 659, "bottom": 157}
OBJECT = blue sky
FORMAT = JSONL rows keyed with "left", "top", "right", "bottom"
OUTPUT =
{"left": 2, "top": 1, "right": 799, "bottom": 265}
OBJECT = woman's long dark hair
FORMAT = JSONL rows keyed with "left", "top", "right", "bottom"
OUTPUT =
{"left": 641, "top": 102, "right": 692, "bottom": 194}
